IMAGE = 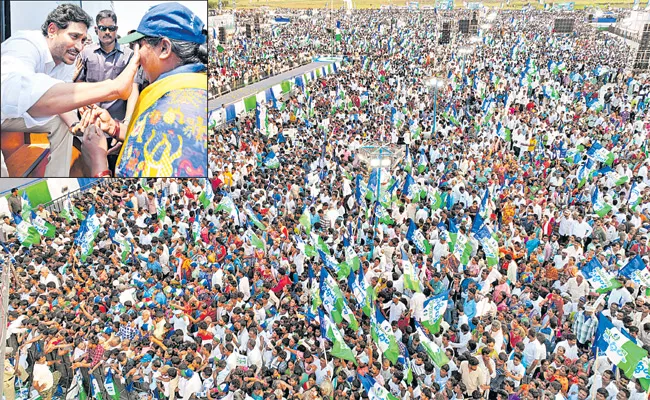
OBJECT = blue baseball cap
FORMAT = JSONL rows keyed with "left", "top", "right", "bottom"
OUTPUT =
{"left": 119, "top": 2, "right": 205, "bottom": 45}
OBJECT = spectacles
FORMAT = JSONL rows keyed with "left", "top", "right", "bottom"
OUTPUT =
{"left": 98, "top": 25, "right": 118, "bottom": 32}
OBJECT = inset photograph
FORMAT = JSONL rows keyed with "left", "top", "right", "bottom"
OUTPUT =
{"left": 1, "top": 1, "right": 208, "bottom": 177}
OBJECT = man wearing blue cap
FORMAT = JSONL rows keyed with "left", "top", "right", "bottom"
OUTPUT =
{"left": 78, "top": 2, "right": 208, "bottom": 178}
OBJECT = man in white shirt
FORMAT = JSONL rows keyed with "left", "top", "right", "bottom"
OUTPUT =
{"left": 561, "top": 274, "right": 590, "bottom": 303}
{"left": 554, "top": 334, "right": 580, "bottom": 362}
{"left": 1, "top": 3, "right": 140, "bottom": 176}
{"left": 570, "top": 215, "right": 593, "bottom": 243}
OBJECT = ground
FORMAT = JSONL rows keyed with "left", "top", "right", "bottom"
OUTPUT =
{"left": 209, "top": 0, "right": 639, "bottom": 10}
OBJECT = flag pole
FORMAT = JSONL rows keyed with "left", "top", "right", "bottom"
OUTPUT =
{"left": 590, "top": 349, "right": 600, "bottom": 400}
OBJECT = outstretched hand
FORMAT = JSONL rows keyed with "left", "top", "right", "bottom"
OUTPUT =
{"left": 114, "top": 43, "right": 140, "bottom": 100}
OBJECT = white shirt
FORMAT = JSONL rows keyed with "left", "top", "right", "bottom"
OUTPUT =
{"left": 410, "top": 292, "right": 426, "bottom": 320}
{"left": 523, "top": 339, "right": 544, "bottom": 367}
{"left": 1, "top": 30, "right": 74, "bottom": 127}
{"left": 571, "top": 219, "right": 593, "bottom": 239}
{"left": 555, "top": 340, "right": 579, "bottom": 361}
{"left": 32, "top": 362, "right": 53, "bottom": 391}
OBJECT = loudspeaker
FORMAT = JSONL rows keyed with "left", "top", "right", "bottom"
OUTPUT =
{"left": 588, "top": 14, "right": 593, "bottom": 23}
{"left": 218, "top": 27, "right": 226, "bottom": 44}
{"left": 553, "top": 18, "right": 575, "bottom": 33}
{"left": 640, "top": 24, "right": 650, "bottom": 50}
{"left": 633, "top": 49, "right": 650, "bottom": 71}
{"left": 440, "top": 23, "right": 451, "bottom": 44}
{"left": 459, "top": 20, "right": 465, "bottom": 33}
{"left": 469, "top": 18, "right": 478, "bottom": 34}
{"left": 246, "top": 24, "right": 251, "bottom": 39}
{"left": 254, "top": 16, "right": 260, "bottom": 34}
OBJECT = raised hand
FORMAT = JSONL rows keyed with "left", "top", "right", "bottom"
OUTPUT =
{"left": 114, "top": 43, "right": 140, "bottom": 100}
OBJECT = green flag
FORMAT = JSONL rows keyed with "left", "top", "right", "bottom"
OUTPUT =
{"left": 61, "top": 198, "right": 73, "bottom": 223}
{"left": 370, "top": 312, "right": 400, "bottom": 364}
{"left": 322, "top": 312, "right": 357, "bottom": 364}
{"left": 299, "top": 210, "right": 312, "bottom": 235}
{"left": 417, "top": 324, "right": 450, "bottom": 368}
{"left": 247, "top": 229, "right": 266, "bottom": 250}
{"left": 32, "top": 215, "right": 56, "bottom": 238}
{"left": 73, "top": 206, "right": 85, "bottom": 221}
{"left": 402, "top": 251, "right": 421, "bottom": 292}
{"left": 15, "top": 220, "right": 41, "bottom": 247}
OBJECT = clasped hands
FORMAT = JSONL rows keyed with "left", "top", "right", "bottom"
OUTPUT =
{"left": 72, "top": 104, "right": 121, "bottom": 176}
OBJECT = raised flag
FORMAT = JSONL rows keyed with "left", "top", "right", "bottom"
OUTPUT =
{"left": 343, "top": 237, "right": 360, "bottom": 272}
{"left": 319, "top": 267, "right": 345, "bottom": 323}
{"left": 319, "top": 249, "right": 349, "bottom": 280}
{"left": 402, "top": 249, "right": 421, "bottom": 292}
{"left": 256, "top": 104, "right": 270, "bottom": 135}
{"left": 452, "top": 230, "right": 472, "bottom": 265}
{"left": 577, "top": 159, "right": 595, "bottom": 188}
{"left": 192, "top": 217, "right": 201, "bottom": 242}
{"left": 594, "top": 314, "right": 648, "bottom": 380}
{"left": 565, "top": 144, "right": 585, "bottom": 164}
{"left": 74, "top": 206, "right": 101, "bottom": 261}
{"left": 403, "top": 174, "right": 426, "bottom": 202}
{"left": 21, "top": 192, "right": 33, "bottom": 222}
{"left": 264, "top": 151, "right": 280, "bottom": 169}
{"left": 348, "top": 267, "right": 374, "bottom": 317}
{"left": 473, "top": 223, "right": 499, "bottom": 266}
{"left": 407, "top": 219, "right": 431, "bottom": 254}
{"left": 244, "top": 204, "right": 266, "bottom": 231}
{"left": 355, "top": 174, "right": 367, "bottom": 205}
{"left": 319, "top": 309, "right": 357, "bottom": 364}
{"left": 119, "top": 238, "right": 131, "bottom": 263}
{"left": 374, "top": 202, "right": 394, "bottom": 225}
{"left": 31, "top": 213, "right": 55, "bottom": 238}
{"left": 628, "top": 181, "right": 646, "bottom": 210}
{"left": 415, "top": 322, "right": 450, "bottom": 368}
{"left": 592, "top": 187, "right": 612, "bottom": 218}
{"left": 73, "top": 205, "right": 85, "bottom": 221}
{"left": 359, "top": 374, "right": 400, "bottom": 400}
{"left": 157, "top": 198, "right": 166, "bottom": 221}
{"left": 371, "top": 308, "right": 400, "bottom": 363}
{"left": 420, "top": 291, "right": 449, "bottom": 334}
{"left": 215, "top": 195, "right": 235, "bottom": 213}
{"left": 199, "top": 183, "right": 214, "bottom": 208}
{"left": 619, "top": 255, "right": 650, "bottom": 287}
{"left": 15, "top": 220, "right": 40, "bottom": 247}
{"left": 245, "top": 229, "right": 265, "bottom": 250}
{"left": 61, "top": 195, "right": 73, "bottom": 223}
{"left": 66, "top": 369, "right": 86, "bottom": 400}
{"left": 587, "top": 142, "right": 615, "bottom": 166}
{"left": 299, "top": 209, "right": 312, "bottom": 235}
{"left": 581, "top": 257, "right": 622, "bottom": 293}
{"left": 404, "top": 145, "right": 413, "bottom": 173}
{"left": 417, "top": 152, "right": 428, "bottom": 174}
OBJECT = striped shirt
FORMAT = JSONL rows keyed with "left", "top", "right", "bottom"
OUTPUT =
{"left": 572, "top": 312, "right": 598, "bottom": 344}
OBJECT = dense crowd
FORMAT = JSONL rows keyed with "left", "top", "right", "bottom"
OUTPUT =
{"left": 4, "top": 7, "right": 650, "bottom": 400}
{"left": 208, "top": 10, "right": 334, "bottom": 97}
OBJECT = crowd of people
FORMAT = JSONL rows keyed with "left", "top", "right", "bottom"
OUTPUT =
{"left": 208, "top": 10, "right": 334, "bottom": 98}
{"left": 4, "top": 6, "right": 650, "bottom": 400}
